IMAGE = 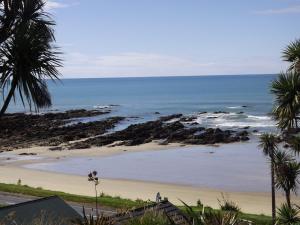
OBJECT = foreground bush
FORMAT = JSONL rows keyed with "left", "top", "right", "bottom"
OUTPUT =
{"left": 124, "top": 210, "right": 173, "bottom": 225}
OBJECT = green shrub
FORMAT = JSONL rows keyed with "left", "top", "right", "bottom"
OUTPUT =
{"left": 124, "top": 210, "right": 172, "bottom": 225}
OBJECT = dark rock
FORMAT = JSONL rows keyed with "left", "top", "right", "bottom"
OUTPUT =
{"left": 253, "top": 130, "right": 258, "bottom": 133}
{"left": 180, "top": 116, "right": 197, "bottom": 122}
{"left": 49, "top": 146, "right": 63, "bottom": 151}
{"left": 0, "top": 110, "right": 124, "bottom": 150}
{"left": 237, "top": 131, "right": 248, "bottom": 136}
{"left": 154, "top": 112, "right": 160, "bottom": 114}
{"left": 68, "top": 142, "right": 91, "bottom": 150}
{"left": 160, "top": 114, "right": 183, "bottom": 122}
{"left": 241, "top": 136, "right": 250, "bottom": 141}
{"left": 213, "top": 111, "right": 229, "bottom": 114}
{"left": 18, "top": 153, "right": 37, "bottom": 156}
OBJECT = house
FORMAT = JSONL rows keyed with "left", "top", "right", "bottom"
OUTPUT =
{"left": 0, "top": 196, "right": 82, "bottom": 225}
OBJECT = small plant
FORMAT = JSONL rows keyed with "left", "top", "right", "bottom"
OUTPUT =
{"left": 73, "top": 207, "right": 114, "bottom": 225}
{"left": 181, "top": 200, "right": 249, "bottom": 225}
{"left": 218, "top": 193, "right": 240, "bottom": 212}
{"left": 88, "top": 171, "right": 100, "bottom": 215}
{"left": 124, "top": 209, "right": 173, "bottom": 225}
{"left": 276, "top": 203, "right": 300, "bottom": 225}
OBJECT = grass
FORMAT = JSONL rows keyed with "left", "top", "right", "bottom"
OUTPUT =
{"left": 0, "top": 183, "right": 143, "bottom": 209}
{"left": 0, "top": 183, "right": 272, "bottom": 224}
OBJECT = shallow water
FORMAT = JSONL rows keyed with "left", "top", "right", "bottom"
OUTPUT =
{"left": 24, "top": 141, "right": 271, "bottom": 192}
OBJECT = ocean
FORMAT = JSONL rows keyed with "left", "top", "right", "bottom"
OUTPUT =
{"left": 5, "top": 74, "right": 277, "bottom": 132}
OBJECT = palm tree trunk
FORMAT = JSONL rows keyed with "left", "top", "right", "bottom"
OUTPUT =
{"left": 286, "top": 190, "right": 291, "bottom": 208}
{"left": 0, "top": 79, "right": 17, "bottom": 118}
{"left": 271, "top": 152, "right": 276, "bottom": 224}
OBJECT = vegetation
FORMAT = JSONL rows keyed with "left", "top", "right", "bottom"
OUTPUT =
{"left": 124, "top": 210, "right": 172, "bottom": 225}
{"left": 283, "top": 39, "right": 300, "bottom": 73}
{"left": 271, "top": 71, "right": 300, "bottom": 130}
{"left": 274, "top": 151, "right": 300, "bottom": 208}
{"left": 218, "top": 194, "right": 240, "bottom": 212}
{"left": 0, "top": 0, "right": 62, "bottom": 117}
{"left": 0, "top": 183, "right": 143, "bottom": 209}
{"left": 181, "top": 201, "right": 248, "bottom": 225}
{"left": 88, "top": 171, "right": 100, "bottom": 215}
{"left": 259, "top": 133, "right": 278, "bottom": 224}
{"left": 260, "top": 37, "right": 300, "bottom": 225}
{"left": 276, "top": 203, "right": 300, "bottom": 225}
{"left": 73, "top": 207, "right": 114, "bottom": 225}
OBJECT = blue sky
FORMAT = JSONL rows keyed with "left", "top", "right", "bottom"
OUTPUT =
{"left": 47, "top": 0, "right": 300, "bottom": 78}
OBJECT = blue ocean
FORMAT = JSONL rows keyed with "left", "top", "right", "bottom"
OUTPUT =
{"left": 6, "top": 74, "right": 277, "bottom": 132}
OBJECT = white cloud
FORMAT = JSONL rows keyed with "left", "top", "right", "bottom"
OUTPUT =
{"left": 254, "top": 4, "right": 300, "bottom": 14}
{"left": 59, "top": 52, "right": 286, "bottom": 78}
{"left": 45, "top": 1, "right": 67, "bottom": 10}
{"left": 45, "top": 1, "right": 78, "bottom": 10}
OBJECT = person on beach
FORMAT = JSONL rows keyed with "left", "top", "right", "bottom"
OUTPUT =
{"left": 156, "top": 192, "right": 161, "bottom": 203}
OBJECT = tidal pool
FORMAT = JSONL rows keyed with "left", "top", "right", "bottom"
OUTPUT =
{"left": 24, "top": 141, "right": 270, "bottom": 192}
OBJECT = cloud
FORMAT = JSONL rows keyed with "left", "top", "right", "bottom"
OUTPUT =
{"left": 59, "top": 52, "right": 286, "bottom": 78}
{"left": 45, "top": 1, "right": 67, "bottom": 10}
{"left": 45, "top": 1, "right": 78, "bottom": 10}
{"left": 254, "top": 4, "right": 300, "bottom": 14}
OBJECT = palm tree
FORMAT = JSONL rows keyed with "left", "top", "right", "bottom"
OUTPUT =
{"left": 276, "top": 203, "right": 300, "bottom": 225}
{"left": 271, "top": 71, "right": 300, "bottom": 130}
{"left": 0, "top": 0, "right": 61, "bottom": 117}
{"left": 259, "top": 133, "right": 278, "bottom": 224}
{"left": 287, "top": 136, "right": 300, "bottom": 156}
{"left": 274, "top": 151, "right": 300, "bottom": 208}
{"left": 283, "top": 39, "right": 300, "bottom": 73}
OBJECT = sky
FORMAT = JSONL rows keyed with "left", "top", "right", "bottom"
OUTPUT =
{"left": 46, "top": 0, "right": 300, "bottom": 78}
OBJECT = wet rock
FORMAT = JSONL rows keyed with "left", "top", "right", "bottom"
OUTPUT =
{"left": 18, "top": 153, "right": 37, "bottom": 156}
{"left": 180, "top": 116, "right": 197, "bottom": 122}
{"left": 213, "top": 111, "right": 229, "bottom": 114}
{"left": 68, "top": 142, "right": 91, "bottom": 150}
{"left": 0, "top": 110, "right": 124, "bottom": 150}
{"left": 160, "top": 114, "right": 183, "bottom": 122}
{"left": 240, "top": 136, "right": 250, "bottom": 141}
{"left": 49, "top": 146, "right": 63, "bottom": 151}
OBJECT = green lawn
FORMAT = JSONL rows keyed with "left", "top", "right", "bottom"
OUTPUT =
{"left": 0, "top": 183, "right": 143, "bottom": 209}
{"left": 0, "top": 183, "right": 272, "bottom": 224}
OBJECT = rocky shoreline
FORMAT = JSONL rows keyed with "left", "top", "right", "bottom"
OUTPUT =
{"left": 0, "top": 109, "right": 250, "bottom": 151}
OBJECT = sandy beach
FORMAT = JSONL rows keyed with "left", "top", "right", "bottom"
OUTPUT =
{"left": 1, "top": 142, "right": 300, "bottom": 216}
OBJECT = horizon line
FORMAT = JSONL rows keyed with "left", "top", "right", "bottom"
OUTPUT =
{"left": 57, "top": 73, "right": 277, "bottom": 80}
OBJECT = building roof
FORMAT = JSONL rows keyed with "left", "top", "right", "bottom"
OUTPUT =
{"left": 0, "top": 196, "right": 82, "bottom": 225}
{"left": 111, "top": 200, "right": 190, "bottom": 225}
